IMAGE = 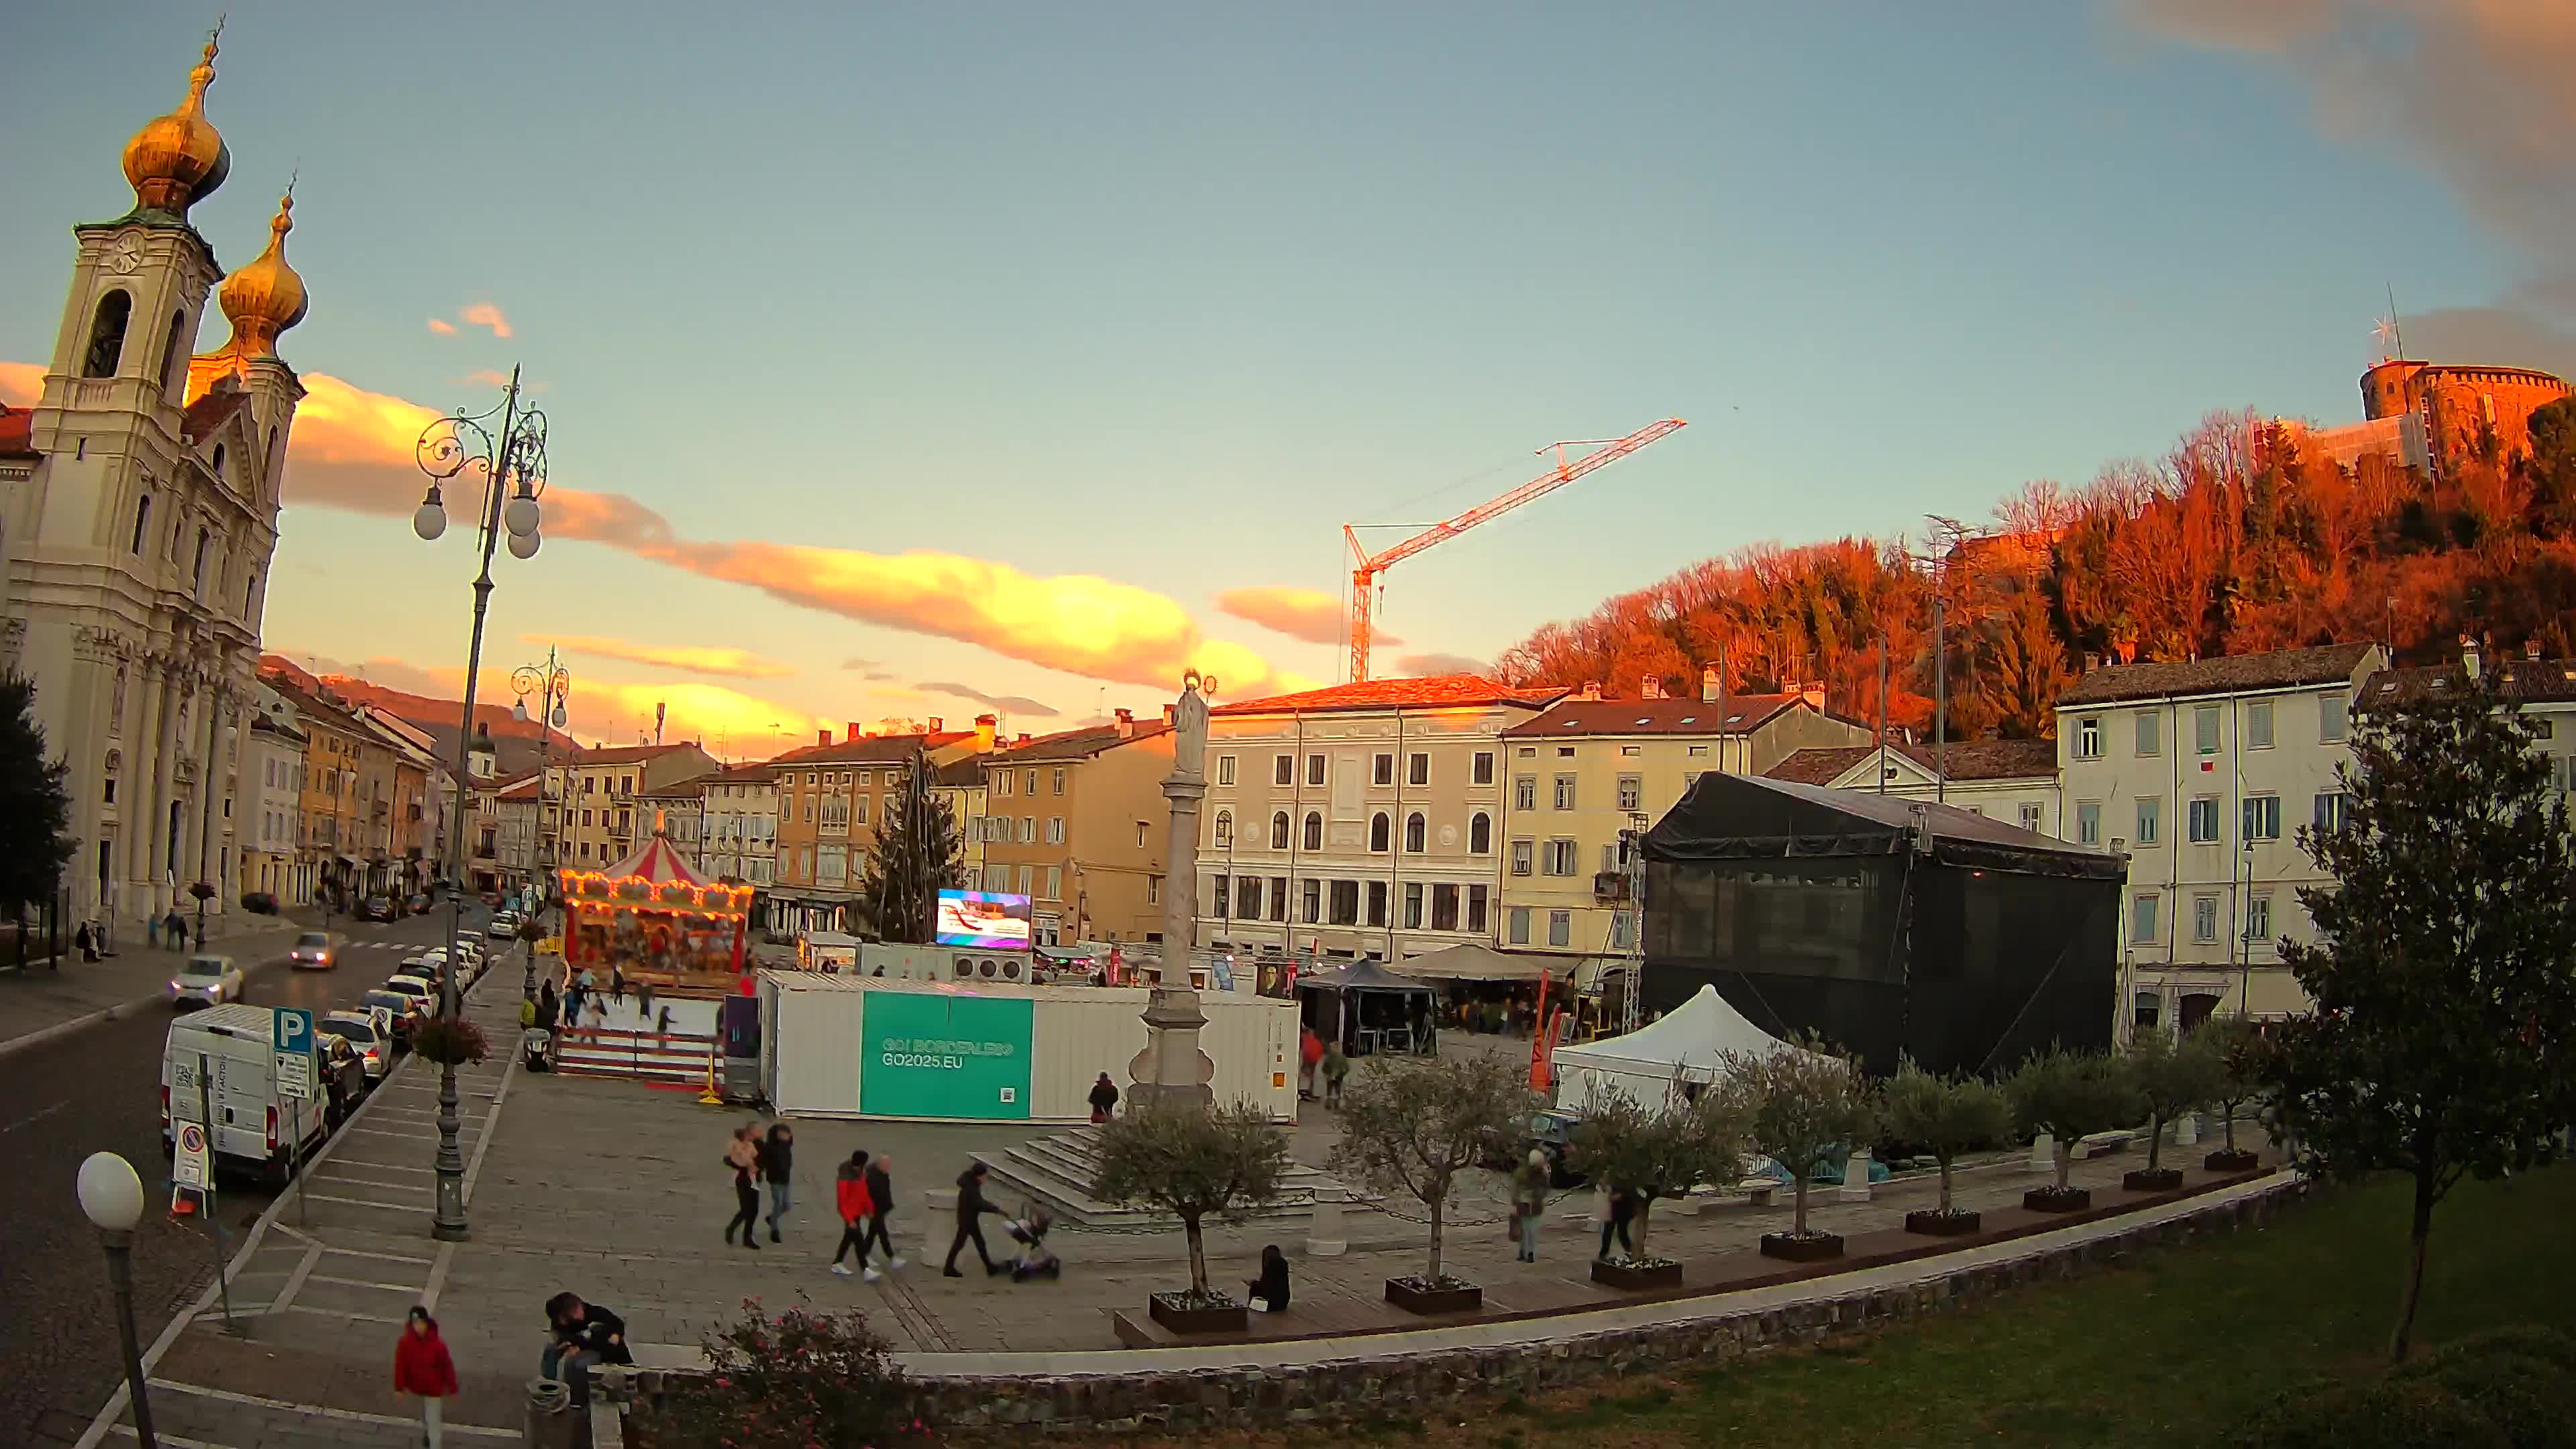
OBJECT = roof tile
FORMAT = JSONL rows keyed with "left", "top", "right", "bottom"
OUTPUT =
{"left": 1212, "top": 674, "right": 1564, "bottom": 716}
{"left": 2055, "top": 643, "right": 2379, "bottom": 707}
{"left": 1500, "top": 693, "right": 1806, "bottom": 739}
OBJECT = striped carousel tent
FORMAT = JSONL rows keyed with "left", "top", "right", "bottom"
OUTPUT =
{"left": 557, "top": 823, "right": 754, "bottom": 979}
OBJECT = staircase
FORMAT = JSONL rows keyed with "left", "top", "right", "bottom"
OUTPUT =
{"left": 975, "top": 1126, "right": 1348, "bottom": 1230}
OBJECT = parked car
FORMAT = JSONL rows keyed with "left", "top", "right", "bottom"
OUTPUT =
{"left": 288, "top": 930, "right": 337, "bottom": 970}
{"left": 321, "top": 1010, "right": 392, "bottom": 1081}
{"left": 408, "top": 893, "right": 431, "bottom": 915}
{"left": 379, "top": 975, "right": 436, "bottom": 1018}
{"left": 358, "top": 896, "right": 398, "bottom": 923}
{"left": 238, "top": 891, "right": 280, "bottom": 915}
{"left": 169, "top": 953, "right": 246, "bottom": 1010}
{"left": 486, "top": 912, "right": 521, "bottom": 942}
{"left": 362, "top": 989, "right": 423, "bottom": 1047}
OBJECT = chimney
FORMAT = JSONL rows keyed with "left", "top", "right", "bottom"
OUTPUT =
{"left": 1701, "top": 664, "right": 1721, "bottom": 703}
{"left": 2461, "top": 635, "right": 2481, "bottom": 681}
{"left": 1640, "top": 676, "right": 1664, "bottom": 700}
{"left": 847, "top": 721, "right": 865, "bottom": 742}
{"left": 926, "top": 716, "right": 943, "bottom": 733}
{"left": 1578, "top": 681, "right": 1602, "bottom": 702}
{"left": 2082, "top": 652, "right": 2099, "bottom": 674}
{"left": 975, "top": 713, "right": 997, "bottom": 750}
{"left": 817, "top": 728, "right": 831, "bottom": 747}
{"left": 1014, "top": 733, "right": 1030, "bottom": 747}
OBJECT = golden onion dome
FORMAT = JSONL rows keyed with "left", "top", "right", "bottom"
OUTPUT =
{"left": 121, "top": 28, "right": 230, "bottom": 217}
{"left": 217, "top": 189, "right": 308, "bottom": 356}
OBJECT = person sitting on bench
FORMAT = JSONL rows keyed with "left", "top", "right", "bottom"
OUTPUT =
{"left": 1246, "top": 1244, "right": 1291, "bottom": 1313}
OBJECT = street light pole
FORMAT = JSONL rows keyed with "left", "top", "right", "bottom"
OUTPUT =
{"left": 513, "top": 650, "right": 571, "bottom": 1000}
{"left": 413, "top": 367, "right": 548, "bottom": 1242}
{"left": 78, "top": 1152, "right": 156, "bottom": 1448}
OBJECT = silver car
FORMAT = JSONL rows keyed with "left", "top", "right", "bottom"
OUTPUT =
{"left": 170, "top": 953, "right": 244, "bottom": 1008}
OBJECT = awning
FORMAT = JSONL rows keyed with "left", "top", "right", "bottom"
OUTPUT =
{"left": 1393, "top": 943, "right": 1576, "bottom": 983}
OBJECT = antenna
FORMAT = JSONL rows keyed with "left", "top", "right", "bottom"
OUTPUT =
{"left": 2386, "top": 284, "right": 2406, "bottom": 359}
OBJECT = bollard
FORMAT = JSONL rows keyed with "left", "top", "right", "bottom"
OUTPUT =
{"left": 1836, "top": 1147, "right": 1873, "bottom": 1202}
{"left": 2027, "top": 1132, "right": 2055, "bottom": 1174}
{"left": 1303, "top": 1193, "right": 1348, "bottom": 1257}
{"left": 2173, "top": 1112, "right": 2199, "bottom": 1148}
{"left": 525, "top": 1376, "right": 576, "bottom": 1448}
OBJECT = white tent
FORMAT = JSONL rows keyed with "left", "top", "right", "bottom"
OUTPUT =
{"left": 1551, "top": 984, "right": 1818, "bottom": 1115}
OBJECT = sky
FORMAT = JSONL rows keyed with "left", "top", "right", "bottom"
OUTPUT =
{"left": 5, "top": 1, "right": 2571, "bottom": 759}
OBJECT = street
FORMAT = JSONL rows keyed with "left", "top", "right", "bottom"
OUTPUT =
{"left": 0, "top": 908, "right": 495, "bottom": 1446}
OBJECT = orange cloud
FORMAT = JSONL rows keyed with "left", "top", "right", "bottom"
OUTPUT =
{"left": 1393, "top": 651, "right": 1489, "bottom": 677}
{"left": 283, "top": 645, "right": 828, "bottom": 751}
{"left": 426, "top": 318, "right": 457, "bottom": 336}
{"left": 0, "top": 360, "right": 41, "bottom": 406}
{"left": 543, "top": 633, "right": 798, "bottom": 681}
{"left": 1216, "top": 585, "right": 1394, "bottom": 649}
{"left": 460, "top": 303, "right": 513, "bottom": 339}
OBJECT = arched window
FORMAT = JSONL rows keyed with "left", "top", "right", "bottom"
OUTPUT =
{"left": 1405, "top": 812, "right": 1426, "bottom": 853}
{"left": 1214, "top": 810, "right": 1232, "bottom": 849}
{"left": 244, "top": 569, "right": 258, "bottom": 615}
{"left": 1302, "top": 811, "right": 1322, "bottom": 851}
{"left": 129, "top": 494, "right": 152, "bottom": 554}
{"left": 1469, "top": 812, "right": 1491, "bottom": 854}
{"left": 83, "top": 290, "right": 132, "bottom": 378}
{"left": 159, "top": 309, "right": 189, "bottom": 396}
{"left": 1270, "top": 811, "right": 1289, "bottom": 850}
{"left": 211, "top": 443, "right": 225, "bottom": 477}
{"left": 1369, "top": 812, "right": 1389, "bottom": 853}
{"left": 193, "top": 527, "right": 210, "bottom": 594}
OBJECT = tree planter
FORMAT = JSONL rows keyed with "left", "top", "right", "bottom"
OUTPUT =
{"left": 1384, "top": 1276, "right": 1482, "bottom": 1315}
{"left": 1758, "top": 1231, "right": 1844, "bottom": 1263}
{"left": 1904, "top": 1208, "right": 1982, "bottom": 1236}
{"left": 2123, "top": 1167, "right": 2185, "bottom": 1192}
{"left": 2204, "top": 1148, "right": 2261, "bottom": 1173}
{"left": 1589, "top": 1257, "right": 1683, "bottom": 1290}
{"left": 1147, "top": 1291, "right": 1247, "bottom": 1336}
{"left": 2023, "top": 1186, "right": 2092, "bottom": 1213}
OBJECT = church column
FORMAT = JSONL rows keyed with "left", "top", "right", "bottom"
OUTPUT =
{"left": 127, "top": 658, "right": 172, "bottom": 925}
{"left": 189, "top": 684, "right": 225, "bottom": 916}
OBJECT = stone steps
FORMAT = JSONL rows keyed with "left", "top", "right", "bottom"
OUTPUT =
{"left": 975, "top": 1126, "right": 1343, "bottom": 1230}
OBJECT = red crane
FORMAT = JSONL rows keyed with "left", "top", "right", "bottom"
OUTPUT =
{"left": 1343, "top": 417, "right": 1686, "bottom": 682}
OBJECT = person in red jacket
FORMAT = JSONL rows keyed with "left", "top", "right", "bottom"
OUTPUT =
{"left": 1299, "top": 1026, "right": 1324, "bottom": 1099}
{"left": 394, "top": 1305, "right": 460, "bottom": 1448}
{"left": 830, "top": 1149, "right": 879, "bottom": 1281}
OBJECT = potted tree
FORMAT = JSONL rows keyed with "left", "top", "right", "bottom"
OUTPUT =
{"left": 2006, "top": 1046, "right": 2143, "bottom": 1212}
{"left": 1571, "top": 1085, "right": 1748, "bottom": 1290}
{"left": 1726, "top": 1040, "right": 1880, "bottom": 1262}
{"left": 2122, "top": 1027, "right": 2220, "bottom": 1192}
{"left": 2198, "top": 1016, "right": 2267, "bottom": 1173}
{"left": 1093, "top": 1102, "right": 1291, "bottom": 1334}
{"left": 1884, "top": 1057, "right": 2011, "bottom": 1236}
{"left": 1328, "top": 1052, "right": 1534, "bottom": 1315}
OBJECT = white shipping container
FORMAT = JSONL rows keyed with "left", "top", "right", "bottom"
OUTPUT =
{"left": 759, "top": 971, "right": 1294, "bottom": 1122}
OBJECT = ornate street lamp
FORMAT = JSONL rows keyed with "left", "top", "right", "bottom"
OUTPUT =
{"left": 413, "top": 366, "right": 547, "bottom": 1241}
{"left": 513, "top": 649, "right": 572, "bottom": 999}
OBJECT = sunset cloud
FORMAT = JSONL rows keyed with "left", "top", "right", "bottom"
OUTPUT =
{"left": 542, "top": 633, "right": 800, "bottom": 681}
{"left": 916, "top": 681, "right": 1060, "bottom": 718}
{"left": 0, "top": 360, "right": 40, "bottom": 406}
{"left": 426, "top": 318, "right": 456, "bottom": 336}
{"left": 1393, "top": 651, "right": 1490, "bottom": 678}
{"left": 1216, "top": 585, "right": 1396, "bottom": 649}
{"left": 841, "top": 657, "right": 895, "bottom": 680}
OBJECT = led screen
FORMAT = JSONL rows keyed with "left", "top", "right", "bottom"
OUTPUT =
{"left": 934, "top": 890, "right": 1032, "bottom": 949}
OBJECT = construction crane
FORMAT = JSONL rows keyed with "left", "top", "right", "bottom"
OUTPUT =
{"left": 1343, "top": 417, "right": 1687, "bottom": 682}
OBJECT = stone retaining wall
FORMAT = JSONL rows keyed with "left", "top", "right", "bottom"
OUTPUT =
{"left": 624, "top": 1177, "right": 2304, "bottom": 1436}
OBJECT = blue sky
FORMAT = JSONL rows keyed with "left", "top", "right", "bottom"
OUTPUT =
{"left": 3, "top": 2, "right": 2562, "bottom": 755}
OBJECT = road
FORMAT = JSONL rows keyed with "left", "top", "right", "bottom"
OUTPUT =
{"left": 0, "top": 908, "right": 515, "bottom": 1446}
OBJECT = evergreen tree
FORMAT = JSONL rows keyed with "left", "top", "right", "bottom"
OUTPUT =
{"left": 2263, "top": 672, "right": 2576, "bottom": 1362}
{"left": 855, "top": 757, "right": 963, "bottom": 943}
{"left": 0, "top": 673, "right": 74, "bottom": 921}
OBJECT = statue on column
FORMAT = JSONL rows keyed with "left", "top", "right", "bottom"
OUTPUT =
{"left": 1127, "top": 670, "right": 1219, "bottom": 1115}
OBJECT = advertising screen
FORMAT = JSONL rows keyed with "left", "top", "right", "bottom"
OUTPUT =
{"left": 934, "top": 889, "right": 1032, "bottom": 949}
{"left": 859, "top": 991, "right": 1034, "bottom": 1119}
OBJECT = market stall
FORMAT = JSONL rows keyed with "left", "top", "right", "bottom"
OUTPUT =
{"left": 555, "top": 827, "right": 753, "bottom": 987}
{"left": 1295, "top": 958, "right": 1437, "bottom": 1056}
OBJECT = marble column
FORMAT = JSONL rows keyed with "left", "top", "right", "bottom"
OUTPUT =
{"left": 1127, "top": 675, "right": 1217, "bottom": 1114}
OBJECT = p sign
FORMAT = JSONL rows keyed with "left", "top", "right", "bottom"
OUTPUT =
{"left": 272, "top": 1006, "right": 314, "bottom": 1056}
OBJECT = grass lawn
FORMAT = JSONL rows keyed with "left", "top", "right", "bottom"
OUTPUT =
{"left": 1225, "top": 1166, "right": 2575, "bottom": 1449}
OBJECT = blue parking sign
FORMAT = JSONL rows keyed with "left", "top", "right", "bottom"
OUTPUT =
{"left": 273, "top": 1006, "right": 314, "bottom": 1055}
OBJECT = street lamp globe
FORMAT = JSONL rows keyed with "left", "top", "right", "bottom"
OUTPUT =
{"left": 412, "top": 489, "right": 448, "bottom": 542}
{"left": 513, "top": 699, "right": 529, "bottom": 722}
{"left": 507, "top": 529, "right": 541, "bottom": 560}
{"left": 76, "top": 1151, "right": 144, "bottom": 1232}
{"left": 503, "top": 486, "right": 541, "bottom": 539}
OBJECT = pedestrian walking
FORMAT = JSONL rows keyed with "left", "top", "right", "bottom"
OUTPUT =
{"left": 722, "top": 1124, "right": 763, "bottom": 1250}
{"left": 165, "top": 910, "right": 186, "bottom": 951}
{"left": 536, "top": 980, "right": 560, "bottom": 1030}
{"left": 830, "top": 1150, "right": 877, "bottom": 1280}
{"left": 1299, "top": 1026, "right": 1323, "bottom": 1099}
{"left": 1511, "top": 1150, "right": 1550, "bottom": 1263}
{"left": 636, "top": 979, "right": 655, "bottom": 1019}
{"left": 1322, "top": 1043, "right": 1349, "bottom": 1106}
{"left": 610, "top": 965, "right": 627, "bottom": 1006}
{"left": 74, "top": 921, "right": 97, "bottom": 963}
{"left": 564, "top": 978, "right": 586, "bottom": 1028}
{"left": 1598, "top": 1186, "right": 1638, "bottom": 1262}
{"left": 943, "top": 1161, "right": 1005, "bottom": 1277}
{"left": 146, "top": 913, "right": 161, "bottom": 950}
{"left": 761, "top": 1122, "right": 796, "bottom": 1242}
{"left": 392, "top": 1305, "right": 458, "bottom": 1448}
{"left": 656, "top": 1005, "right": 673, "bottom": 1037}
{"left": 1087, "top": 1072, "right": 1120, "bottom": 1124}
{"left": 862, "top": 1151, "right": 904, "bottom": 1269}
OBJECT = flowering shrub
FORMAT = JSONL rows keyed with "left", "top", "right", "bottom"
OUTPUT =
{"left": 639, "top": 1298, "right": 915, "bottom": 1448}
{"left": 409, "top": 1014, "right": 489, "bottom": 1067}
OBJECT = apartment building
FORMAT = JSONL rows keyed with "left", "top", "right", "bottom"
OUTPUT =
{"left": 1497, "top": 676, "right": 1872, "bottom": 961}
{"left": 271, "top": 685, "right": 372, "bottom": 908}
{"left": 492, "top": 774, "right": 543, "bottom": 893}
{"left": 1765, "top": 739, "right": 2061, "bottom": 835}
{"left": 700, "top": 763, "right": 780, "bottom": 897}
{"left": 242, "top": 712, "right": 304, "bottom": 902}
{"left": 1195, "top": 676, "right": 1566, "bottom": 963}
{"left": 2055, "top": 641, "right": 2387, "bottom": 1032}
{"left": 978, "top": 711, "right": 1175, "bottom": 947}
{"left": 768, "top": 722, "right": 987, "bottom": 936}
{"left": 932, "top": 754, "right": 991, "bottom": 887}
{"left": 636, "top": 773, "right": 711, "bottom": 869}
{"left": 554, "top": 742, "right": 718, "bottom": 873}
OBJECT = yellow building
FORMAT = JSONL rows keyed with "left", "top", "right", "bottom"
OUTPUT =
{"left": 931, "top": 753, "right": 991, "bottom": 887}
{"left": 553, "top": 742, "right": 718, "bottom": 873}
{"left": 1495, "top": 681, "right": 1871, "bottom": 961}
{"left": 980, "top": 712, "right": 1175, "bottom": 947}
{"left": 768, "top": 720, "right": 991, "bottom": 936}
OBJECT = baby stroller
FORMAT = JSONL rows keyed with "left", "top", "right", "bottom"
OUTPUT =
{"left": 1003, "top": 1205, "right": 1060, "bottom": 1281}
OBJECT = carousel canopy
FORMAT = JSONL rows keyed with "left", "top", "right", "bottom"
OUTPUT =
{"left": 559, "top": 830, "right": 752, "bottom": 916}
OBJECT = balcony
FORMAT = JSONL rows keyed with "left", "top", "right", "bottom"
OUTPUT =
{"left": 1592, "top": 871, "right": 1631, "bottom": 902}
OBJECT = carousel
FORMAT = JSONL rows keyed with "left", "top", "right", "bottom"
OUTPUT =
{"left": 555, "top": 822, "right": 754, "bottom": 987}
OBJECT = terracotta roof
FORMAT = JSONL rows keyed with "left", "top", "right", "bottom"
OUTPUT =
{"left": 0, "top": 405, "right": 34, "bottom": 459}
{"left": 1766, "top": 738, "right": 2059, "bottom": 786}
{"left": 2365, "top": 655, "right": 2576, "bottom": 708}
{"left": 2055, "top": 643, "right": 2379, "bottom": 707}
{"left": 248, "top": 712, "right": 306, "bottom": 743}
{"left": 181, "top": 388, "right": 251, "bottom": 444}
{"left": 638, "top": 773, "right": 713, "bottom": 797}
{"left": 495, "top": 773, "right": 545, "bottom": 801}
{"left": 574, "top": 743, "right": 702, "bottom": 766}
{"left": 1212, "top": 675, "right": 1565, "bottom": 716}
{"left": 1501, "top": 693, "right": 1807, "bottom": 739}
{"left": 995, "top": 720, "right": 1173, "bottom": 762}
{"left": 767, "top": 735, "right": 928, "bottom": 769}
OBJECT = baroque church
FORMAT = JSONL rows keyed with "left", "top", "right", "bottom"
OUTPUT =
{"left": 1, "top": 28, "right": 309, "bottom": 932}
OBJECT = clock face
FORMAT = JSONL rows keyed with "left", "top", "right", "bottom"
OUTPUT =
{"left": 104, "top": 237, "right": 142, "bottom": 276}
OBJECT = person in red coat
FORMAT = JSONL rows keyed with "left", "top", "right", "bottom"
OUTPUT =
{"left": 394, "top": 1305, "right": 460, "bottom": 1447}
{"left": 1299, "top": 1026, "right": 1324, "bottom": 1099}
{"left": 830, "top": 1149, "right": 879, "bottom": 1280}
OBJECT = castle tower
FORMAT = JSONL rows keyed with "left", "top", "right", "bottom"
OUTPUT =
{"left": 3, "top": 28, "right": 309, "bottom": 931}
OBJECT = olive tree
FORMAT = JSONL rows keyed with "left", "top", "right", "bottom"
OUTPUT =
{"left": 2197, "top": 1015, "right": 2267, "bottom": 1158}
{"left": 2125, "top": 1027, "right": 2222, "bottom": 1173}
{"left": 2006, "top": 1046, "right": 2144, "bottom": 1193}
{"left": 1883, "top": 1057, "right": 2010, "bottom": 1216}
{"left": 1724, "top": 1041, "right": 1881, "bottom": 1237}
{"left": 1569, "top": 1084, "right": 1748, "bottom": 1262}
{"left": 1093, "top": 1102, "right": 1291, "bottom": 1301}
{"left": 1328, "top": 1053, "right": 1536, "bottom": 1286}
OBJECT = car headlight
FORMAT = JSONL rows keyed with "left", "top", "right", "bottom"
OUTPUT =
{"left": 168, "top": 979, "right": 183, "bottom": 992}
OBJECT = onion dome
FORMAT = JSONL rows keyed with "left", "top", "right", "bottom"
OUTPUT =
{"left": 121, "top": 28, "right": 231, "bottom": 217}
{"left": 217, "top": 189, "right": 308, "bottom": 356}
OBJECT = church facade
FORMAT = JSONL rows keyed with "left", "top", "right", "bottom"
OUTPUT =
{"left": 2, "top": 29, "right": 311, "bottom": 932}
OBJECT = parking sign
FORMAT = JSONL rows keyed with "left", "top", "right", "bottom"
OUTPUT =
{"left": 272, "top": 1007, "right": 313, "bottom": 1054}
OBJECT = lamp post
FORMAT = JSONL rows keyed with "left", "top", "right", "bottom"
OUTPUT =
{"left": 413, "top": 366, "right": 548, "bottom": 1241}
{"left": 513, "top": 651, "right": 572, "bottom": 998}
{"left": 78, "top": 1151, "right": 156, "bottom": 1448}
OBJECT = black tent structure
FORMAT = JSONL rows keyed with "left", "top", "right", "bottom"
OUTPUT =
{"left": 1295, "top": 959, "right": 1438, "bottom": 1055}
{"left": 1640, "top": 773, "right": 2123, "bottom": 1077}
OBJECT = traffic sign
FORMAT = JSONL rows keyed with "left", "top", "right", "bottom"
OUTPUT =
{"left": 174, "top": 1121, "right": 209, "bottom": 1188}
{"left": 272, "top": 1006, "right": 314, "bottom": 1055}
{"left": 275, "top": 1050, "right": 315, "bottom": 1101}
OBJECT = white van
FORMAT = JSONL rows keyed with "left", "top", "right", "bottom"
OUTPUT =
{"left": 161, "top": 1004, "right": 328, "bottom": 1184}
